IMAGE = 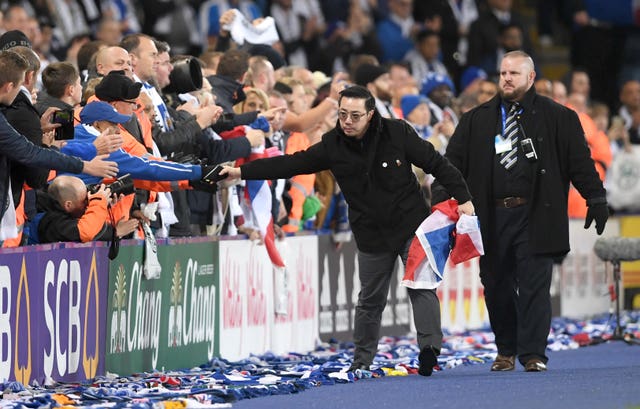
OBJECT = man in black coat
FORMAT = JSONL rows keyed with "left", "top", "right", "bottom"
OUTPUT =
{"left": 222, "top": 85, "right": 474, "bottom": 376}
{"left": 432, "top": 51, "right": 608, "bottom": 372}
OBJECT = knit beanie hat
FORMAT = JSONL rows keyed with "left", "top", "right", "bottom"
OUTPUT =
{"left": 0, "top": 30, "right": 31, "bottom": 51}
{"left": 401, "top": 94, "right": 429, "bottom": 118}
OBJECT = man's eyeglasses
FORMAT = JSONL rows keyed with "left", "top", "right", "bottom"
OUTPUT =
{"left": 338, "top": 110, "right": 369, "bottom": 122}
{"left": 119, "top": 100, "right": 141, "bottom": 109}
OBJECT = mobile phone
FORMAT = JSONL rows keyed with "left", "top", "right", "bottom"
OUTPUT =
{"left": 52, "top": 109, "right": 75, "bottom": 140}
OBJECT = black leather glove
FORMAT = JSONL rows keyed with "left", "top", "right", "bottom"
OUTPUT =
{"left": 189, "top": 178, "right": 217, "bottom": 193}
{"left": 584, "top": 201, "right": 609, "bottom": 235}
{"left": 188, "top": 165, "right": 220, "bottom": 193}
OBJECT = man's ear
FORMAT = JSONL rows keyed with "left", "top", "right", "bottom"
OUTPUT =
{"left": 64, "top": 83, "right": 74, "bottom": 97}
{"left": 25, "top": 71, "right": 36, "bottom": 87}
{"left": 129, "top": 52, "right": 138, "bottom": 69}
{"left": 62, "top": 200, "right": 74, "bottom": 212}
{"left": 2, "top": 81, "right": 15, "bottom": 94}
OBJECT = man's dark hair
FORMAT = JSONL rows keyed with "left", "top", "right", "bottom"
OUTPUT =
{"left": 10, "top": 46, "right": 39, "bottom": 73}
{"left": 386, "top": 60, "right": 412, "bottom": 75}
{"left": 120, "top": 33, "right": 152, "bottom": 54}
{"left": 41, "top": 62, "right": 79, "bottom": 98}
{"left": 216, "top": 49, "right": 249, "bottom": 81}
{"left": 273, "top": 81, "right": 292, "bottom": 95}
{"left": 339, "top": 85, "right": 375, "bottom": 112}
{"left": 154, "top": 39, "right": 171, "bottom": 55}
{"left": 0, "top": 50, "right": 28, "bottom": 86}
{"left": 78, "top": 40, "right": 107, "bottom": 72}
{"left": 416, "top": 29, "right": 438, "bottom": 44}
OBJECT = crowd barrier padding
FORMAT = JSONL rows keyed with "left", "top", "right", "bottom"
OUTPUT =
{"left": 105, "top": 238, "right": 218, "bottom": 375}
{"left": 0, "top": 242, "right": 108, "bottom": 385}
{"left": 0, "top": 218, "right": 630, "bottom": 383}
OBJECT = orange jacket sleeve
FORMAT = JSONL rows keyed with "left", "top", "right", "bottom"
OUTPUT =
{"left": 77, "top": 196, "right": 110, "bottom": 242}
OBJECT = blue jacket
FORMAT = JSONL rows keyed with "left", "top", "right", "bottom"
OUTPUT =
{"left": 61, "top": 124, "right": 201, "bottom": 185}
{"left": 376, "top": 18, "right": 414, "bottom": 62}
{"left": 0, "top": 112, "right": 84, "bottom": 221}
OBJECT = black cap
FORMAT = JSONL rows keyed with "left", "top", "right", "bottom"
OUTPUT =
{"left": 246, "top": 44, "right": 286, "bottom": 70}
{"left": 354, "top": 63, "right": 387, "bottom": 87}
{"left": 0, "top": 30, "right": 31, "bottom": 51}
{"left": 95, "top": 70, "right": 142, "bottom": 102}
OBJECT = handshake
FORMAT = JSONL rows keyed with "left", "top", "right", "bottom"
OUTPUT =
{"left": 189, "top": 164, "right": 228, "bottom": 192}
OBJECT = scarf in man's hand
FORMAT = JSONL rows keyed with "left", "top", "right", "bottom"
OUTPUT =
{"left": 402, "top": 199, "right": 484, "bottom": 289}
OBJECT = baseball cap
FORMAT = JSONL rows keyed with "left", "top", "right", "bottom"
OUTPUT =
{"left": 80, "top": 101, "right": 132, "bottom": 124}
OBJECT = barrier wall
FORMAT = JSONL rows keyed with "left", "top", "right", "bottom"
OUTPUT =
{"left": 105, "top": 239, "right": 218, "bottom": 375}
{"left": 0, "top": 217, "right": 634, "bottom": 383}
{"left": 0, "top": 243, "right": 109, "bottom": 385}
{"left": 218, "top": 236, "right": 318, "bottom": 361}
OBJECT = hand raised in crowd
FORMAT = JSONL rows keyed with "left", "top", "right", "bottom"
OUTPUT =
{"left": 115, "top": 217, "right": 139, "bottom": 238}
{"left": 608, "top": 118, "right": 632, "bottom": 152}
{"left": 219, "top": 9, "right": 237, "bottom": 37}
{"left": 82, "top": 154, "right": 118, "bottom": 178}
{"left": 40, "top": 106, "right": 61, "bottom": 134}
{"left": 329, "top": 72, "right": 349, "bottom": 101}
{"left": 258, "top": 106, "right": 287, "bottom": 122}
{"left": 93, "top": 127, "right": 124, "bottom": 154}
{"left": 245, "top": 129, "right": 265, "bottom": 147}
{"left": 434, "top": 116, "right": 455, "bottom": 139}
{"left": 195, "top": 104, "right": 224, "bottom": 128}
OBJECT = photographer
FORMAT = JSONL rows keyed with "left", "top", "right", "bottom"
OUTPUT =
{"left": 36, "top": 175, "right": 139, "bottom": 243}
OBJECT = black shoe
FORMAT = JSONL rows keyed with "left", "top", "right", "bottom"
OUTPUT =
{"left": 418, "top": 346, "right": 438, "bottom": 376}
{"left": 524, "top": 358, "right": 547, "bottom": 372}
{"left": 348, "top": 362, "right": 369, "bottom": 372}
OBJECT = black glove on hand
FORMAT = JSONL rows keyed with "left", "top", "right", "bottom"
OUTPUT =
{"left": 584, "top": 202, "right": 609, "bottom": 235}
{"left": 189, "top": 178, "right": 217, "bottom": 193}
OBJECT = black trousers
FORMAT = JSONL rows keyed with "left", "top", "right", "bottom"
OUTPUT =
{"left": 353, "top": 239, "right": 443, "bottom": 366}
{"left": 481, "top": 205, "right": 553, "bottom": 365}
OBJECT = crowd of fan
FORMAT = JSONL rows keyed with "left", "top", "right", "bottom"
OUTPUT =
{"left": 0, "top": 0, "right": 639, "bottom": 248}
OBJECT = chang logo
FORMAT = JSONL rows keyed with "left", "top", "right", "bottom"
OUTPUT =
{"left": 82, "top": 252, "right": 100, "bottom": 379}
{"left": 110, "top": 265, "right": 127, "bottom": 353}
{"left": 168, "top": 262, "right": 183, "bottom": 347}
{"left": 14, "top": 257, "right": 31, "bottom": 385}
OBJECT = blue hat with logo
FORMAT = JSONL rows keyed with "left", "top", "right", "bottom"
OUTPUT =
{"left": 460, "top": 66, "right": 487, "bottom": 91}
{"left": 420, "top": 72, "right": 456, "bottom": 97}
{"left": 80, "top": 101, "right": 131, "bottom": 124}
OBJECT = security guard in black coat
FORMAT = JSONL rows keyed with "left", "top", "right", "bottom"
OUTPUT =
{"left": 433, "top": 51, "right": 608, "bottom": 372}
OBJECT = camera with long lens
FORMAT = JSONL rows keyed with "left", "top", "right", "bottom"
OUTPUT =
{"left": 87, "top": 174, "right": 135, "bottom": 196}
{"left": 163, "top": 58, "right": 203, "bottom": 94}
